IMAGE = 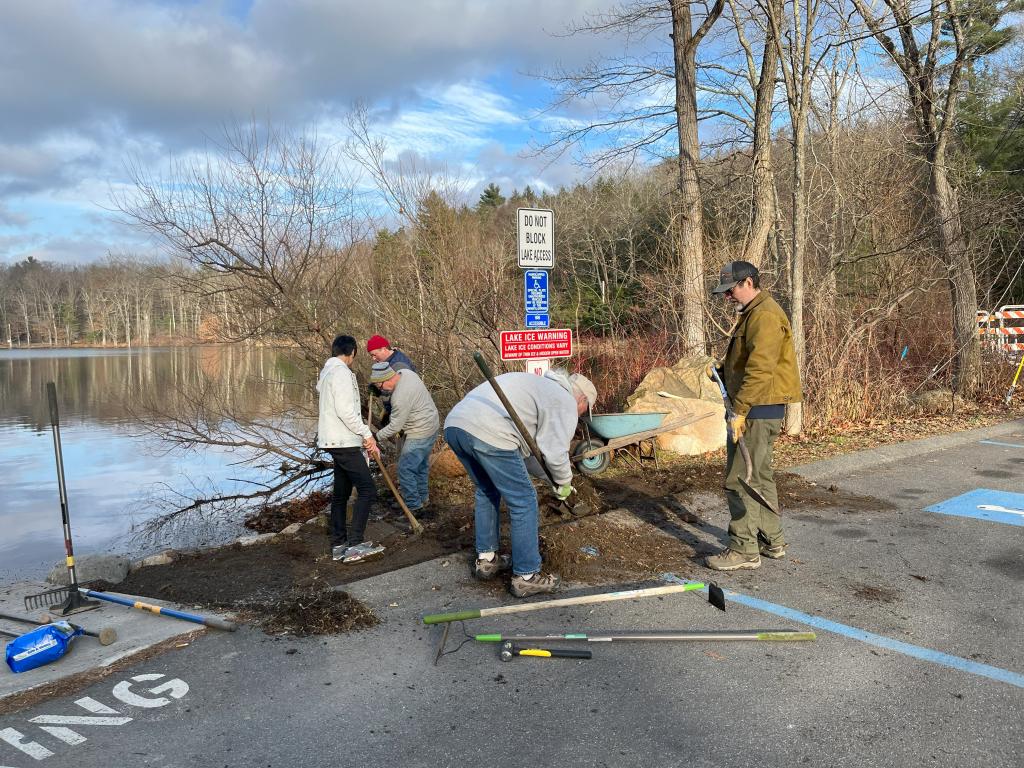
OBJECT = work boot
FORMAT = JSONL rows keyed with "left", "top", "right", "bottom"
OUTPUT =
{"left": 759, "top": 543, "right": 787, "bottom": 559}
{"left": 509, "top": 572, "right": 561, "bottom": 598}
{"left": 473, "top": 554, "right": 509, "bottom": 580}
{"left": 705, "top": 549, "right": 760, "bottom": 571}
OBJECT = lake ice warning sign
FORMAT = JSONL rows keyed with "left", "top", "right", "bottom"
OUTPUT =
{"left": 517, "top": 208, "right": 554, "bottom": 269}
{"left": 500, "top": 329, "right": 572, "bottom": 360}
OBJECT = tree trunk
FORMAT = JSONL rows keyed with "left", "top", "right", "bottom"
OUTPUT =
{"left": 786, "top": 120, "right": 807, "bottom": 434}
{"left": 741, "top": 30, "right": 778, "bottom": 268}
{"left": 670, "top": 0, "right": 710, "bottom": 354}
{"left": 931, "top": 160, "right": 980, "bottom": 393}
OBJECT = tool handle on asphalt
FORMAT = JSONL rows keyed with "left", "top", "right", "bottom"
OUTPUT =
{"left": 0, "top": 611, "right": 117, "bottom": 646}
{"left": 473, "top": 351, "right": 558, "bottom": 488}
{"left": 80, "top": 590, "right": 237, "bottom": 631}
{"left": 501, "top": 641, "right": 592, "bottom": 660}
{"left": 423, "top": 581, "right": 713, "bottom": 625}
{"left": 517, "top": 646, "right": 592, "bottom": 659}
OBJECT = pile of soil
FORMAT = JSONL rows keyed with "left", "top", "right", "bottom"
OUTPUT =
{"left": 243, "top": 581, "right": 380, "bottom": 636}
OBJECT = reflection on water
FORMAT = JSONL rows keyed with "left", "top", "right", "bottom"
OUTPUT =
{"left": 0, "top": 346, "right": 314, "bottom": 582}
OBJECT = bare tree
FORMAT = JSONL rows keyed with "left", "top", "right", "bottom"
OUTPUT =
{"left": 847, "top": 0, "right": 1018, "bottom": 393}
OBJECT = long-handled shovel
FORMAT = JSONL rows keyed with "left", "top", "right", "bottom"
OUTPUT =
{"left": 472, "top": 351, "right": 586, "bottom": 515}
{"left": 708, "top": 368, "right": 778, "bottom": 515}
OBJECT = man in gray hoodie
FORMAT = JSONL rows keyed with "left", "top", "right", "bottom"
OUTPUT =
{"left": 444, "top": 369, "right": 597, "bottom": 598}
{"left": 317, "top": 335, "right": 384, "bottom": 563}
{"left": 370, "top": 362, "right": 439, "bottom": 513}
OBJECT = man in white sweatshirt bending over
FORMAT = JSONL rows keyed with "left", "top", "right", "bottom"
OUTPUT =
{"left": 444, "top": 368, "right": 597, "bottom": 598}
{"left": 317, "top": 335, "right": 383, "bottom": 563}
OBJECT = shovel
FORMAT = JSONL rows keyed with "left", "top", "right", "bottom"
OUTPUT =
{"left": 708, "top": 368, "right": 779, "bottom": 515}
{"left": 472, "top": 352, "right": 588, "bottom": 516}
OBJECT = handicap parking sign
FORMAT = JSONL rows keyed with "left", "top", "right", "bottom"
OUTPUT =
{"left": 524, "top": 270, "right": 548, "bottom": 314}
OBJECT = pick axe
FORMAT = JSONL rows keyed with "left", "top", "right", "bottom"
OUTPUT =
{"left": 709, "top": 368, "right": 778, "bottom": 515}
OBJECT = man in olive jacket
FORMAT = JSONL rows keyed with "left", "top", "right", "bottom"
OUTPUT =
{"left": 706, "top": 261, "right": 801, "bottom": 571}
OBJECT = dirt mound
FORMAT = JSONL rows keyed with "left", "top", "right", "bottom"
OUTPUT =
{"left": 541, "top": 511, "right": 697, "bottom": 584}
{"left": 247, "top": 581, "right": 380, "bottom": 636}
{"left": 432, "top": 446, "right": 467, "bottom": 477}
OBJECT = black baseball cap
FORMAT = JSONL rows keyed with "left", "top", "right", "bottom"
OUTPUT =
{"left": 711, "top": 261, "right": 758, "bottom": 294}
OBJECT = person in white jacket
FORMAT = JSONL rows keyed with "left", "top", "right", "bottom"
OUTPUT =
{"left": 317, "top": 335, "right": 383, "bottom": 562}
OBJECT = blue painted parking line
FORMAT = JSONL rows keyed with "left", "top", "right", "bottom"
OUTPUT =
{"left": 925, "top": 488, "right": 1024, "bottom": 527}
{"left": 979, "top": 439, "right": 1024, "bottom": 449}
{"left": 673, "top": 579, "right": 1024, "bottom": 689}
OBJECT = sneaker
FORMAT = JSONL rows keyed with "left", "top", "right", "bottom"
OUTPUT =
{"left": 759, "top": 543, "right": 787, "bottom": 559}
{"left": 342, "top": 542, "right": 385, "bottom": 563}
{"left": 509, "top": 572, "right": 561, "bottom": 598}
{"left": 473, "top": 554, "right": 510, "bottom": 580}
{"left": 331, "top": 543, "right": 350, "bottom": 561}
{"left": 705, "top": 549, "right": 761, "bottom": 571}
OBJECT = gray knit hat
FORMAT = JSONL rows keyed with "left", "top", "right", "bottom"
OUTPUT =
{"left": 369, "top": 361, "right": 398, "bottom": 384}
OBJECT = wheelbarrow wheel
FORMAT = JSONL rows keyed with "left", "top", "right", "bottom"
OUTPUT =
{"left": 572, "top": 438, "right": 610, "bottom": 476}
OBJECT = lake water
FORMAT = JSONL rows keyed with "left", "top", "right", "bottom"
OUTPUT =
{"left": 0, "top": 346, "right": 312, "bottom": 582}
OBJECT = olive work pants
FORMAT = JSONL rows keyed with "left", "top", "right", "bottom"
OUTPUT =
{"left": 724, "top": 417, "right": 784, "bottom": 555}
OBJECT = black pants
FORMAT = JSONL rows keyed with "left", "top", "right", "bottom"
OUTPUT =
{"left": 328, "top": 447, "right": 377, "bottom": 546}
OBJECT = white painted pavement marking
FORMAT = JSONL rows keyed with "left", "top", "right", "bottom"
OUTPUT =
{"left": 27, "top": 716, "right": 132, "bottom": 727}
{"left": 36, "top": 728, "right": 86, "bottom": 746}
{"left": 0, "top": 673, "right": 190, "bottom": 764}
{"left": 0, "top": 728, "right": 53, "bottom": 760}
{"left": 977, "top": 504, "right": 1024, "bottom": 516}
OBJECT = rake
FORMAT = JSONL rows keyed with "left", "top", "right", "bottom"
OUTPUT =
{"left": 23, "top": 382, "right": 100, "bottom": 616}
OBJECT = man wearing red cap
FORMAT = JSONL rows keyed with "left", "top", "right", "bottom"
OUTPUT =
{"left": 366, "top": 335, "right": 416, "bottom": 374}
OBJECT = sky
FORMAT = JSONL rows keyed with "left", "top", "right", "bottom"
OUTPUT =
{"left": 0, "top": 0, "right": 664, "bottom": 266}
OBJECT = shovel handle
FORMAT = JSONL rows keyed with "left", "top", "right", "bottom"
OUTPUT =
{"left": 473, "top": 352, "right": 558, "bottom": 488}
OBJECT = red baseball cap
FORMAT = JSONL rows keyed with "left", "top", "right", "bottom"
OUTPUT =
{"left": 367, "top": 335, "right": 390, "bottom": 353}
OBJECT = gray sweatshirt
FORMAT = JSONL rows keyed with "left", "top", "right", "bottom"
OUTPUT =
{"left": 376, "top": 369, "right": 439, "bottom": 441}
{"left": 444, "top": 372, "right": 578, "bottom": 486}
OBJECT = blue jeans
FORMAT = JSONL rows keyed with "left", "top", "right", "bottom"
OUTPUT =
{"left": 397, "top": 431, "right": 437, "bottom": 509}
{"left": 444, "top": 426, "right": 541, "bottom": 575}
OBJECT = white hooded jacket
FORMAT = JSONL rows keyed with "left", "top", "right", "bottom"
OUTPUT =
{"left": 316, "top": 357, "right": 372, "bottom": 449}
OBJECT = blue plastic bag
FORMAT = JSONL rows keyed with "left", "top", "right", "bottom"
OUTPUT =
{"left": 5, "top": 621, "right": 83, "bottom": 673}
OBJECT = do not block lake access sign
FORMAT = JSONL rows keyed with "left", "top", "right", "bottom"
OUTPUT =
{"left": 517, "top": 208, "right": 554, "bottom": 269}
{"left": 500, "top": 329, "right": 572, "bottom": 360}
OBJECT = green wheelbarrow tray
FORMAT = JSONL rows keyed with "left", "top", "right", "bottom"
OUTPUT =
{"left": 573, "top": 411, "right": 714, "bottom": 476}
{"left": 584, "top": 412, "right": 670, "bottom": 440}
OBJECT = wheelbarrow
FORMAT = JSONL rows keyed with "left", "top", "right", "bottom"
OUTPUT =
{"left": 571, "top": 411, "right": 714, "bottom": 476}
